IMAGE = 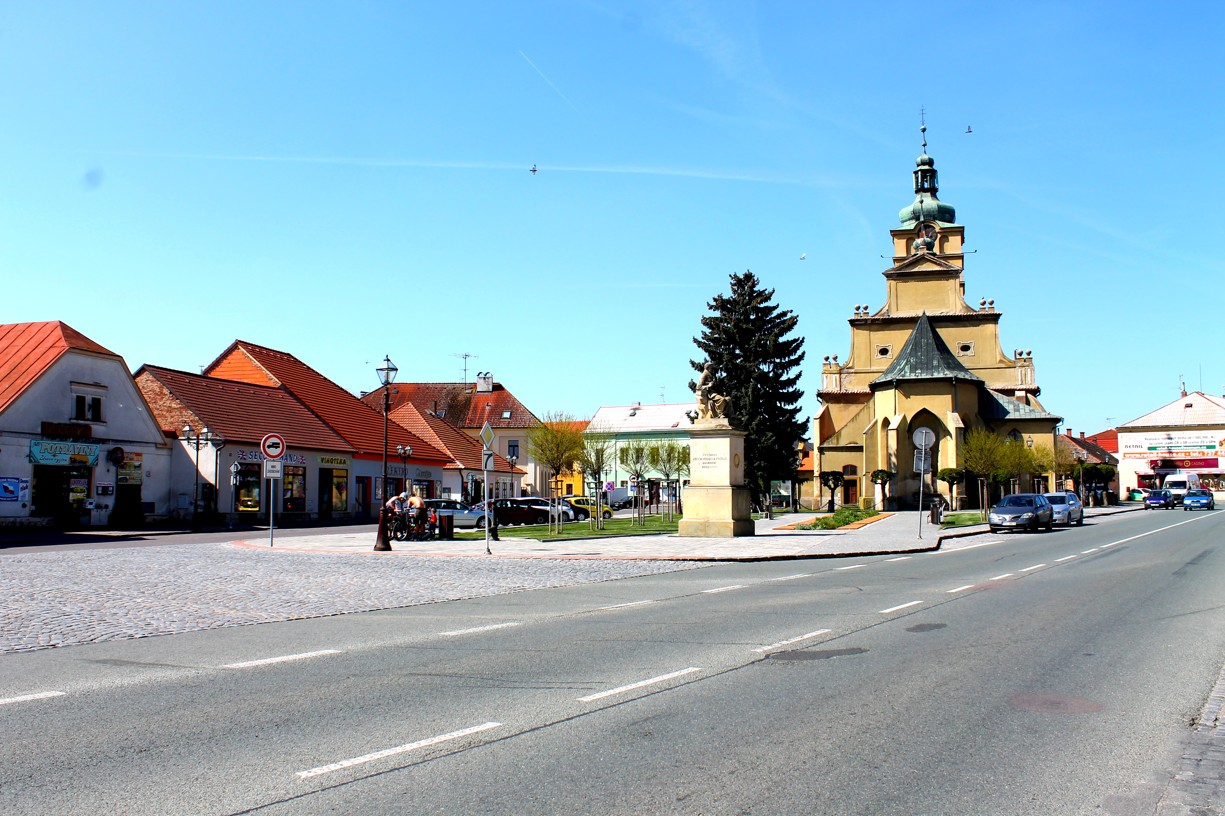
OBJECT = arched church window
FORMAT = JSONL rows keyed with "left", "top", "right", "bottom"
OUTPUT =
{"left": 842, "top": 465, "right": 858, "bottom": 476}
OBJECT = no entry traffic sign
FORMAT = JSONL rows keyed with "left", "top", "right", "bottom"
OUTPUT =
{"left": 261, "top": 433, "right": 286, "bottom": 460}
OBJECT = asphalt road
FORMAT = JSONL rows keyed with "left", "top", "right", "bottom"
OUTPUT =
{"left": 3, "top": 510, "right": 1224, "bottom": 814}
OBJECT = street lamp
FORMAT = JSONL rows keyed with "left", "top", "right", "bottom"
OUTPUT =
{"left": 181, "top": 423, "right": 221, "bottom": 531}
{"left": 396, "top": 444, "right": 412, "bottom": 498}
{"left": 374, "top": 355, "right": 398, "bottom": 552}
{"left": 507, "top": 455, "right": 518, "bottom": 498}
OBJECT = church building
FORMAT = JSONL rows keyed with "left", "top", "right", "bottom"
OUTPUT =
{"left": 816, "top": 128, "right": 1061, "bottom": 509}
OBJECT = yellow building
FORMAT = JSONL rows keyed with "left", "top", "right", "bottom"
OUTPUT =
{"left": 816, "top": 128, "right": 1061, "bottom": 509}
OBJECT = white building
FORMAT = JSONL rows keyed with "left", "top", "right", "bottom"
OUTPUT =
{"left": 1116, "top": 391, "right": 1225, "bottom": 493}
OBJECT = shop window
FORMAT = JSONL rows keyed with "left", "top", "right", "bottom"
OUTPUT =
{"left": 330, "top": 470, "right": 349, "bottom": 512}
{"left": 236, "top": 464, "right": 262, "bottom": 512}
{"left": 283, "top": 466, "right": 307, "bottom": 512}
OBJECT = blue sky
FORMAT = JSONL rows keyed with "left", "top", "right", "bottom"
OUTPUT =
{"left": 2, "top": 1, "right": 1220, "bottom": 436}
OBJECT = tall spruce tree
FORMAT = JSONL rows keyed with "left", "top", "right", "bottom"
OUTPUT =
{"left": 691, "top": 270, "right": 807, "bottom": 506}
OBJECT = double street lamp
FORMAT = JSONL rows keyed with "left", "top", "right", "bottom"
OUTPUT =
{"left": 374, "top": 355, "right": 398, "bottom": 552}
{"left": 181, "top": 423, "right": 224, "bottom": 531}
{"left": 397, "top": 443, "right": 412, "bottom": 499}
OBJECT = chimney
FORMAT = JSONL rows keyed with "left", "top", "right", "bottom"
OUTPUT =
{"left": 1080, "top": 432, "right": 1086, "bottom": 439}
{"left": 1066, "top": 428, "right": 1072, "bottom": 437}
{"left": 475, "top": 372, "right": 494, "bottom": 393}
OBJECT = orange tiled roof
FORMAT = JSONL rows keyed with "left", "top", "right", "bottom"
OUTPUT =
{"left": 390, "top": 402, "right": 521, "bottom": 474}
{"left": 202, "top": 340, "right": 450, "bottom": 463}
{"left": 0, "top": 321, "right": 117, "bottom": 413}
{"left": 136, "top": 365, "right": 354, "bottom": 452}
{"left": 364, "top": 381, "right": 539, "bottom": 429}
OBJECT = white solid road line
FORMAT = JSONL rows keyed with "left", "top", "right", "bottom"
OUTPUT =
{"left": 702, "top": 585, "right": 747, "bottom": 594}
{"left": 0, "top": 691, "right": 66, "bottom": 706}
{"left": 578, "top": 667, "right": 702, "bottom": 703}
{"left": 752, "top": 629, "right": 832, "bottom": 653}
{"left": 222, "top": 650, "right": 342, "bottom": 670}
{"left": 439, "top": 622, "right": 522, "bottom": 637}
{"left": 879, "top": 601, "right": 923, "bottom": 614}
{"left": 296, "top": 722, "right": 503, "bottom": 779}
{"left": 599, "top": 600, "right": 655, "bottom": 610}
{"left": 946, "top": 584, "right": 976, "bottom": 594}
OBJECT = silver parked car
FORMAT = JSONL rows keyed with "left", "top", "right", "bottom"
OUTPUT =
{"left": 424, "top": 498, "right": 485, "bottom": 529}
{"left": 988, "top": 493, "right": 1054, "bottom": 533}
{"left": 1043, "top": 491, "right": 1084, "bottom": 526}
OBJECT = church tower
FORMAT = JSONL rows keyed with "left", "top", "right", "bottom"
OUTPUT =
{"left": 815, "top": 126, "right": 1061, "bottom": 510}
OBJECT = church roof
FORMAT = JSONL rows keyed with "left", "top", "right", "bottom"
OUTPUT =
{"left": 980, "top": 390, "right": 1062, "bottom": 422}
{"left": 870, "top": 314, "right": 982, "bottom": 389}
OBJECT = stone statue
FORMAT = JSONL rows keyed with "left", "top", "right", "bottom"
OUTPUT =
{"left": 695, "top": 362, "right": 729, "bottom": 419}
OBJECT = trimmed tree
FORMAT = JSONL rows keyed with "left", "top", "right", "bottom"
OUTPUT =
{"left": 525, "top": 412, "right": 585, "bottom": 532}
{"left": 870, "top": 469, "right": 897, "bottom": 509}
{"left": 820, "top": 470, "right": 845, "bottom": 513}
{"left": 691, "top": 270, "right": 807, "bottom": 510}
{"left": 936, "top": 467, "right": 965, "bottom": 509}
{"left": 576, "top": 428, "right": 616, "bottom": 528}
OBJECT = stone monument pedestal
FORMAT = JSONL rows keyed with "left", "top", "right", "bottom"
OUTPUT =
{"left": 679, "top": 419, "right": 754, "bottom": 537}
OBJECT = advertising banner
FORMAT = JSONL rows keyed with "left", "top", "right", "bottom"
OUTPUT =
{"left": 29, "top": 440, "right": 99, "bottom": 466}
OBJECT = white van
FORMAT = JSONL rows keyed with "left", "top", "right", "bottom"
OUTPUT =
{"left": 1162, "top": 473, "right": 1201, "bottom": 505}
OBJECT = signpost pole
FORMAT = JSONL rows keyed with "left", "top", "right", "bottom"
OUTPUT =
{"left": 269, "top": 476, "right": 275, "bottom": 547}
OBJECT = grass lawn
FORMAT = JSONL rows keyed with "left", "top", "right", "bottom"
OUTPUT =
{"left": 453, "top": 515, "right": 681, "bottom": 542}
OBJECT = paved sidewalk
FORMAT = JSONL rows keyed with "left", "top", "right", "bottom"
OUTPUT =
{"left": 231, "top": 504, "right": 1141, "bottom": 561}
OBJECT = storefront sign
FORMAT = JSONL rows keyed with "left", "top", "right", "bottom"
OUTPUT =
{"left": 1121, "top": 430, "right": 1223, "bottom": 458}
{"left": 1148, "top": 457, "right": 1218, "bottom": 470}
{"left": 237, "top": 448, "right": 307, "bottom": 465}
{"left": 0, "top": 478, "right": 30, "bottom": 502}
{"left": 29, "top": 440, "right": 99, "bottom": 466}
{"left": 118, "top": 453, "right": 144, "bottom": 485}
{"left": 318, "top": 456, "right": 350, "bottom": 466}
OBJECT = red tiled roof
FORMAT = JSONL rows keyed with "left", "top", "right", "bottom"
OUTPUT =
{"left": 136, "top": 365, "right": 354, "bottom": 451}
{"left": 202, "top": 340, "right": 450, "bottom": 463}
{"left": 0, "top": 321, "right": 118, "bottom": 413}
{"left": 390, "top": 402, "right": 521, "bottom": 474}
{"left": 1085, "top": 428, "right": 1118, "bottom": 453}
{"left": 362, "top": 381, "right": 538, "bottom": 429}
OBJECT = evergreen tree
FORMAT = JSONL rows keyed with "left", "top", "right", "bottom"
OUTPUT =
{"left": 691, "top": 270, "right": 807, "bottom": 506}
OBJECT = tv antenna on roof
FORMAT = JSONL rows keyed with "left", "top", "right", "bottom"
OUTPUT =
{"left": 453, "top": 352, "right": 479, "bottom": 383}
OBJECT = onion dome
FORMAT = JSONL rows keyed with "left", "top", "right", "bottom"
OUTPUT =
{"left": 898, "top": 125, "right": 956, "bottom": 226}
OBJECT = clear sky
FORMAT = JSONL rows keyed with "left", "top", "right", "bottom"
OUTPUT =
{"left": 2, "top": 1, "right": 1220, "bottom": 436}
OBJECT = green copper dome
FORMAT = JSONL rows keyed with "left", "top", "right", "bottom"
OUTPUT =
{"left": 899, "top": 127, "right": 956, "bottom": 226}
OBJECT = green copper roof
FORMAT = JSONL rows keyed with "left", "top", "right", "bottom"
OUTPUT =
{"left": 981, "top": 390, "right": 1062, "bottom": 422}
{"left": 870, "top": 313, "right": 982, "bottom": 389}
{"left": 899, "top": 150, "right": 956, "bottom": 226}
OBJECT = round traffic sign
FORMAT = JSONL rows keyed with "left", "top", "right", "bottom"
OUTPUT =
{"left": 260, "top": 433, "right": 286, "bottom": 460}
{"left": 911, "top": 427, "right": 936, "bottom": 451}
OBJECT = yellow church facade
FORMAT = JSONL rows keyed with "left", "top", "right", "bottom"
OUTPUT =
{"left": 816, "top": 130, "right": 1061, "bottom": 509}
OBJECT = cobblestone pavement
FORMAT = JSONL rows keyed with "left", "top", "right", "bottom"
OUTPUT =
{"left": 0, "top": 542, "right": 706, "bottom": 654}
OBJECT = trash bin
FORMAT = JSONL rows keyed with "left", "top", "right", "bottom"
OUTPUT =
{"left": 437, "top": 512, "right": 454, "bottom": 540}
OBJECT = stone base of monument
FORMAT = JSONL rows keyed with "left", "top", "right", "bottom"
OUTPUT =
{"left": 679, "top": 418, "right": 754, "bottom": 538}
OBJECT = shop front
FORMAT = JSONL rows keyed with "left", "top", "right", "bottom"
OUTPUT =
{"left": 28, "top": 440, "right": 98, "bottom": 528}
{"left": 1119, "top": 429, "right": 1225, "bottom": 493}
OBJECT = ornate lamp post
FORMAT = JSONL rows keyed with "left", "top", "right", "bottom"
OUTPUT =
{"left": 374, "top": 355, "right": 398, "bottom": 552}
{"left": 181, "top": 423, "right": 221, "bottom": 531}
{"left": 396, "top": 444, "right": 412, "bottom": 498}
{"left": 507, "top": 455, "right": 518, "bottom": 498}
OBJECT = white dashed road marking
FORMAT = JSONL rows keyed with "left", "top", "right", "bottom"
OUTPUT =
{"left": 946, "top": 584, "right": 976, "bottom": 594}
{"left": 1020, "top": 564, "right": 1046, "bottom": 572}
{"left": 991, "top": 573, "right": 1013, "bottom": 580}
{"left": 879, "top": 601, "right": 923, "bottom": 615}
{"left": 599, "top": 600, "right": 655, "bottom": 610}
{"left": 440, "top": 622, "right": 522, "bottom": 637}
{"left": 223, "top": 650, "right": 342, "bottom": 670}
{"left": 702, "top": 585, "right": 746, "bottom": 594}
{"left": 296, "top": 722, "right": 503, "bottom": 779}
{"left": 578, "top": 668, "right": 702, "bottom": 703}
{"left": 0, "top": 691, "right": 65, "bottom": 706}
{"left": 835, "top": 564, "right": 865, "bottom": 571}
{"left": 769, "top": 573, "right": 813, "bottom": 582}
{"left": 752, "top": 629, "right": 832, "bottom": 653}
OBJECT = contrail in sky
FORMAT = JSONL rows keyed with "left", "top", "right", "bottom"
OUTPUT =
{"left": 519, "top": 50, "right": 580, "bottom": 114}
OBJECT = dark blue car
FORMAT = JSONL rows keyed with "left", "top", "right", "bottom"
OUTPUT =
{"left": 1144, "top": 489, "right": 1174, "bottom": 510}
